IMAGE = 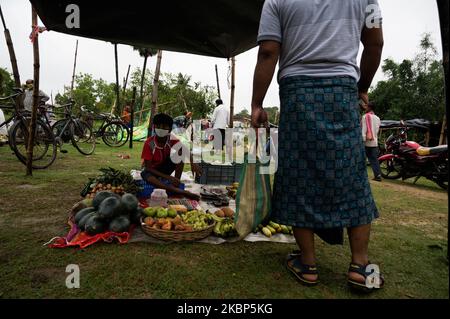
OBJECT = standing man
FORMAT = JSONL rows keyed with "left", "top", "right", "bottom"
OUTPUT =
{"left": 23, "top": 79, "right": 49, "bottom": 112}
{"left": 121, "top": 103, "right": 132, "bottom": 128}
{"left": 211, "top": 99, "right": 229, "bottom": 154}
{"left": 361, "top": 102, "right": 382, "bottom": 181}
{"left": 251, "top": 0, "right": 384, "bottom": 291}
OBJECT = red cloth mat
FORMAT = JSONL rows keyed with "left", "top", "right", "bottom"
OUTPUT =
{"left": 48, "top": 215, "right": 135, "bottom": 249}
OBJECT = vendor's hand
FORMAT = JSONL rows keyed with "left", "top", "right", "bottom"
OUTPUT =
{"left": 191, "top": 163, "right": 203, "bottom": 177}
{"left": 359, "top": 92, "right": 369, "bottom": 107}
{"left": 168, "top": 176, "right": 181, "bottom": 188}
{"left": 251, "top": 107, "right": 269, "bottom": 128}
{"left": 184, "top": 191, "right": 200, "bottom": 201}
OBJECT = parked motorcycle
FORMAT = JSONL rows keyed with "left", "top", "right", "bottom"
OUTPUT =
{"left": 378, "top": 122, "right": 448, "bottom": 190}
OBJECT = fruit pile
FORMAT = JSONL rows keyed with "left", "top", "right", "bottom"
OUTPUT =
{"left": 211, "top": 208, "right": 238, "bottom": 238}
{"left": 256, "top": 221, "right": 293, "bottom": 238}
{"left": 226, "top": 183, "right": 240, "bottom": 199}
{"left": 143, "top": 208, "right": 215, "bottom": 232}
{"left": 81, "top": 167, "right": 141, "bottom": 198}
{"left": 73, "top": 191, "right": 143, "bottom": 236}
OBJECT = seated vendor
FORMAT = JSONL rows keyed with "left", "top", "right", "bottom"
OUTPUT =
{"left": 141, "top": 113, "right": 201, "bottom": 201}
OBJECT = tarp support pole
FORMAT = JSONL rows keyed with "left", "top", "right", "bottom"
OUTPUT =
{"left": 229, "top": 56, "right": 235, "bottom": 128}
{"left": 129, "top": 87, "right": 136, "bottom": 149}
{"left": 26, "top": 7, "right": 41, "bottom": 176}
{"left": 70, "top": 40, "right": 78, "bottom": 97}
{"left": 114, "top": 43, "right": 120, "bottom": 116}
{"left": 0, "top": 4, "right": 23, "bottom": 109}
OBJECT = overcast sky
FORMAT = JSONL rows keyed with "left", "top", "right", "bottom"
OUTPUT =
{"left": 0, "top": 0, "right": 443, "bottom": 114}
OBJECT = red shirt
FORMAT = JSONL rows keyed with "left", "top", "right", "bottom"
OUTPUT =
{"left": 141, "top": 135, "right": 179, "bottom": 169}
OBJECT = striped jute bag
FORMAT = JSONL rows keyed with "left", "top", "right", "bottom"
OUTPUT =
{"left": 234, "top": 154, "right": 272, "bottom": 239}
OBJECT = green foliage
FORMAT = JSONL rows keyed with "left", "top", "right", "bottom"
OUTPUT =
{"left": 0, "top": 67, "right": 14, "bottom": 97}
{"left": 56, "top": 69, "right": 216, "bottom": 124}
{"left": 264, "top": 106, "right": 280, "bottom": 124}
{"left": 369, "top": 34, "right": 445, "bottom": 122}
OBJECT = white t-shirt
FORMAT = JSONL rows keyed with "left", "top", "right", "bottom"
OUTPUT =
{"left": 211, "top": 104, "right": 229, "bottom": 129}
{"left": 361, "top": 112, "right": 381, "bottom": 147}
{"left": 257, "top": 0, "right": 382, "bottom": 82}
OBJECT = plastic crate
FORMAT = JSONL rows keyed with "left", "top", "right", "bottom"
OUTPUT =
{"left": 195, "top": 162, "right": 244, "bottom": 185}
{"left": 135, "top": 179, "right": 185, "bottom": 199}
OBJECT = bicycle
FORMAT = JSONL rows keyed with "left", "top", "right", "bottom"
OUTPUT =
{"left": 50, "top": 101, "right": 96, "bottom": 155}
{"left": 0, "top": 88, "right": 57, "bottom": 169}
{"left": 81, "top": 106, "right": 130, "bottom": 148}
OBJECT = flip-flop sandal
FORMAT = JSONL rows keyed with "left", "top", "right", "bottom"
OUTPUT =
{"left": 348, "top": 262, "right": 385, "bottom": 293}
{"left": 286, "top": 253, "right": 319, "bottom": 287}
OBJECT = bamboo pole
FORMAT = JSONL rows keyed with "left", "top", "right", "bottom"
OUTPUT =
{"left": 0, "top": 4, "right": 23, "bottom": 109}
{"left": 122, "top": 64, "right": 131, "bottom": 96}
{"left": 26, "top": 8, "right": 40, "bottom": 176}
{"left": 229, "top": 56, "right": 236, "bottom": 128}
{"left": 70, "top": 40, "right": 78, "bottom": 97}
{"left": 138, "top": 55, "right": 149, "bottom": 124}
{"left": 149, "top": 50, "right": 163, "bottom": 132}
{"left": 114, "top": 44, "right": 120, "bottom": 116}
{"left": 129, "top": 87, "right": 136, "bottom": 149}
{"left": 215, "top": 64, "right": 221, "bottom": 99}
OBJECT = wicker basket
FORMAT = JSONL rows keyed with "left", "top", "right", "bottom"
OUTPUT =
{"left": 140, "top": 218, "right": 215, "bottom": 242}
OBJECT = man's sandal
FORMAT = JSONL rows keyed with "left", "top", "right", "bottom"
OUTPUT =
{"left": 286, "top": 253, "right": 319, "bottom": 287}
{"left": 348, "top": 262, "right": 385, "bottom": 293}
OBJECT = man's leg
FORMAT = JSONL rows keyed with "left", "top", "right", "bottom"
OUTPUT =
{"left": 293, "top": 228, "right": 318, "bottom": 282}
{"left": 366, "top": 147, "right": 381, "bottom": 179}
{"left": 347, "top": 224, "right": 371, "bottom": 283}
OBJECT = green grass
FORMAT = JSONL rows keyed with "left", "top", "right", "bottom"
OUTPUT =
{"left": 0, "top": 142, "right": 448, "bottom": 299}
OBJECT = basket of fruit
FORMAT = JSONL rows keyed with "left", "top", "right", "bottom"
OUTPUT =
{"left": 141, "top": 207, "right": 218, "bottom": 242}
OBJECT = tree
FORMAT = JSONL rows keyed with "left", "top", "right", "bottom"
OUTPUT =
{"left": 369, "top": 33, "right": 445, "bottom": 122}
{"left": 0, "top": 67, "right": 14, "bottom": 97}
{"left": 237, "top": 109, "right": 250, "bottom": 117}
{"left": 133, "top": 46, "right": 157, "bottom": 121}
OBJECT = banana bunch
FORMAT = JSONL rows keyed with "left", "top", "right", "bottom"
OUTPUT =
{"left": 213, "top": 218, "right": 237, "bottom": 238}
{"left": 181, "top": 210, "right": 213, "bottom": 231}
{"left": 255, "top": 221, "right": 293, "bottom": 238}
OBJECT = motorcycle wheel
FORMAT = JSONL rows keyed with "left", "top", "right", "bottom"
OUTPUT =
{"left": 379, "top": 157, "right": 402, "bottom": 179}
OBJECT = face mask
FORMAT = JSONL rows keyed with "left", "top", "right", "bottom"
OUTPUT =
{"left": 27, "top": 84, "right": 33, "bottom": 90}
{"left": 155, "top": 128, "right": 170, "bottom": 138}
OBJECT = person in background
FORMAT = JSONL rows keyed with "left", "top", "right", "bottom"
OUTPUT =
{"left": 121, "top": 103, "right": 132, "bottom": 128}
{"left": 211, "top": 99, "right": 229, "bottom": 153}
{"left": 251, "top": 0, "right": 384, "bottom": 291}
{"left": 361, "top": 102, "right": 382, "bottom": 181}
{"left": 141, "top": 113, "right": 201, "bottom": 200}
{"left": 23, "top": 79, "right": 49, "bottom": 112}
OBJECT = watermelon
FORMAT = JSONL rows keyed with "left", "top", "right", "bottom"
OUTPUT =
{"left": 74, "top": 207, "right": 96, "bottom": 224}
{"left": 98, "top": 196, "right": 121, "bottom": 219}
{"left": 78, "top": 211, "right": 97, "bottom": 231}
{"left": 109, "top": 216, "right": 131, "bottom": 233}
{"left": 120, "top": 193, "right": 139, "bottom": 214}
{"left": 93, "top": 191, "right": 115, "bottom": 210}
{"left": 85, "top": 215, "right": 107, "bottom": 235}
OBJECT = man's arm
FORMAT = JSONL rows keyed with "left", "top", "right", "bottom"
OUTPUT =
{"left": 251, "top": 41, "right": 280, "bottom": 127}
{"left": 358, "top": 25, "right": 384, "bottom": 98}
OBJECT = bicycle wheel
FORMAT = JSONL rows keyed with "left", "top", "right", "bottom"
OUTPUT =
{"left": 9, "top": 118, "right": 57, "bottom": 169}
{"left": 102, "top": 121, "right": 130, "bottom": 147}
{"left": 52, "top": 119, "right": 72, "bottom": 143}
{"left": 70, "top": 119, "right": 96, "bottom": 155}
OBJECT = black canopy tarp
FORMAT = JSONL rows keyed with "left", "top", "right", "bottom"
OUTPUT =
{"left": 29, "top": 0, "right": 265, "bottom": 58}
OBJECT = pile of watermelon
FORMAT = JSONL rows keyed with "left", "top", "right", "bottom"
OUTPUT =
{"left": 74, "top": 191, "right": 144, "bottom": 236}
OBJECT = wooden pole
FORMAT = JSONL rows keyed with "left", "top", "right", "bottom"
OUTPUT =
{"left": 70, "top": 40, "right": 78, "bottom": 97}
{"left": 138, "top": 55, "right": 149, "bottom": 124}
{"left": 439, "top": 115, "right": 447, "bottom": 145}
{"left": 122, "top": 64, "right": 131, "bottom": 96}
{"left": 26, "top": 8, "right": 40, "bottom": 176}
{"left": 110, "top": 44, "right": 121, "bottom": 116}
{"left": 129, "top": 87, "right": 136, "bottom": 149}
{"left": 229, "top": 56, "right": 236, "bottom": 128}
{"left": 149, "top": 50, "right": 163, "bottom": 134}
{"left": 215, "top": 64, "right": 221, "bottom": 99}
{"left": 0, "top": 4, "right": 23, "bottom": 109}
